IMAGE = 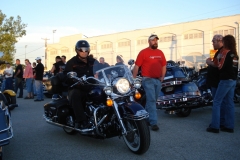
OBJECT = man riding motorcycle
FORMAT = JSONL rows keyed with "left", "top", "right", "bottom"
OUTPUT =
{"left": 64, "top": 40, "right": 99, "bottom": 129}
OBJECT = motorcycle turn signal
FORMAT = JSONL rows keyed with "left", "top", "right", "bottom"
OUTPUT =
{"left": 134, "top": 91, "right": 141, "bottom": 99}
{"left": 106, "top": 97, "right": 113, "bottom": 107}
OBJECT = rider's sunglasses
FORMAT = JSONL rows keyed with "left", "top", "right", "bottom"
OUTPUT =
{"left": 77, "top": 47, "right": 90, "bottom": 53}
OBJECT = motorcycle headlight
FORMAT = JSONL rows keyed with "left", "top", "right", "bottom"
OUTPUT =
{"left": 115, "top": 78, "right": 130, "bottom": 94}
{"left": 103, "top": 86, "right": 112, "bottom": 95}
{"left": 133, "top": 78, "right": 141, "bottom": 89}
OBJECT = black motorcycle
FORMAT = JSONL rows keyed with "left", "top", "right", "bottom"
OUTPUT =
{"left": 43, "top": 65, "right": 150, "bottom": 154}
{"left": 134, "top": 60, "right": 203, "bottom": 117}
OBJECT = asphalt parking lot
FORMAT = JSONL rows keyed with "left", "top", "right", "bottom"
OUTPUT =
{"left": 3, "top": 93, "right": 240, "bottom": 160}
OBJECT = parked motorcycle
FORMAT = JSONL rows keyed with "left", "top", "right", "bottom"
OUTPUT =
{"left": 43, "top": 65, "right": 150, "bottom": 154}
{"left": 132, "top": 60, "right": 204, "bottom": 117}
{"left": 0, "top": 52, "right": 17, "bottom": 159}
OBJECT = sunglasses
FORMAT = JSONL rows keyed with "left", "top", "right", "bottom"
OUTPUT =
{"left": 77, "top": 47, "right": 90, "bottom": 53}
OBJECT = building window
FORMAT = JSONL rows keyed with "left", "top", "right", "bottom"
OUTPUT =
{"left": 214, "top": 29, "right": 235, "bottom": 36}
{"left": 91, "top": 45, "right": 96, "bottom": 50}
{"left": 184, "top": 32, "right": 202, "bottom": 40}
{"left": 118, "top": 41, "right": 130, "bottom": 47}
{"left": 224, "top": 30, "right": 228, "bottom": 35}
{"left": 158, "top": 35, "right": 175, "bottom": 42}
{"left": 137, "top": 39, "right": 147, "bottom": 45}
{"left": 61, "top": 48, "right": 69, "bottom": 53}
{"left": 189, "top": 34, "right": 193, "bottom": 39}
{"left": 50, "top": 50, "right": 57, "bottom": 55}
{"left": 101, "top": 43, "right": 112, "bottom": 49}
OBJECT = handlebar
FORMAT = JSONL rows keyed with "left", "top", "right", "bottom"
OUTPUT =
{"left": 69, "top": 75, "right": 104, "bottom": 87}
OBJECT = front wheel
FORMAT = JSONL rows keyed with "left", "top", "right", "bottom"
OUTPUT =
{"left": 123, "top": 119, "right": 150, "bottom": 154}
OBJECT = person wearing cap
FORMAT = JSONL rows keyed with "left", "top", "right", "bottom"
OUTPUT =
{"left": 51, "top": 56, "right": 65, "bottom": 76}
{"left": 3, "top": 62, "right": 14, "bottom": 90}
{"left": 34, "top": 57, "right": 44, "bottom": 101}
{"left": 132, "top": 34, "right": 167, "bottom": 131}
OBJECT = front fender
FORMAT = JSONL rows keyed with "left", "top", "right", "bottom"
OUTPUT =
{"left": 119, "top": 102, "right": 149, "bottom": 120}
{"left": 3, "top": 90, "right": 16, "bottom": 97}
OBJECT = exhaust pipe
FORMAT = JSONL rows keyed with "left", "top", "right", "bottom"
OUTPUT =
{"left": 43, "top": 115, "right": 94, "bottom": 133}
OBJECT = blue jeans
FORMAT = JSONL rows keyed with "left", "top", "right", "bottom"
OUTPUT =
{"left": 142, "top": 77, "right": 161, "bottom": 126}
{"left": 26, "top": 78, "right": 33, "bottom": 93}
{"left": 1, "top": 79, "right": 6, "bottom": 92}
{"left": 211, "top": 80, "right": 236, "bottom": 129}
{"left": 211, "top": 87, "right": 225, "bottom": 125}
{"left": 32, "top": 79, "right": 37, "bottom": 95}
{"left": 5, "top": 77, "right": 13, "bottom": 90}
{"left": 15, "top": 77, "right": 23, "bottom": 96}
{"left": 35, "top": 80, "right": 44, "bottom": 100}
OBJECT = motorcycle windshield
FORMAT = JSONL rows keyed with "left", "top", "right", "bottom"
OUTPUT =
{"left": 94, "top": 65, "right": 134, "bottom": 85}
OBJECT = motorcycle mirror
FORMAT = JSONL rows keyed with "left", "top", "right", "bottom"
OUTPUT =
{"left": 128, "top": 59, "right": 135, "bottom": 65}
{"left": 0, "top": 52, "right": 3, "bottom": 57}
{"left": 67, "top": 72, "right": 77, "bottom": 78}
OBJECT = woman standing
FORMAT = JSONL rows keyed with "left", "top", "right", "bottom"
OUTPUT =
{"left": 206, "top": 35, "right": 238, "bottom": 133}
{"left": 23, "top": 59, "right": 34, "bottom": 99}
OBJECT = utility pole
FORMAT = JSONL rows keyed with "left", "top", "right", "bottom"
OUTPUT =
{"left": 41, "top": 38, "right": 50, "bottom": 69}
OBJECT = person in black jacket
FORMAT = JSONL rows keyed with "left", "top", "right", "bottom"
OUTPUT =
{"left": 51, "top": 56, "right": 65, "bottom": 76}
{"left": 14, "top": 59, "right": 23, "bottom": 98}
{"left": 64, "top": 40, "right": 99, "bottom": 129}
{"left": 206, "top": 35, "right": 238, "bottom": 133}
{"left": 206, "top": 35, "right": 225, "bottom": 127}
{"left": 34, "top": 57, "right": 44, "bottom": 101}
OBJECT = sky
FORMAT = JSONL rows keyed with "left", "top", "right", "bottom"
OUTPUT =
{"left": 1, "top": 0, "right": 240, "bottom": 64}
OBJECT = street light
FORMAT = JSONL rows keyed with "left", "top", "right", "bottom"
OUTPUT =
{"left": 53, "top": 30, "right": 56, "bottom": 43}
{"left": 235, "top": 22, "right": 239, "bottom": 54}
{"left": 25, "top": 45, "right": 27, "bottom": 60}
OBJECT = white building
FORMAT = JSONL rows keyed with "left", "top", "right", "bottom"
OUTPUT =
{"left": 46, "top": 14, "right": 240, "bottom": 70}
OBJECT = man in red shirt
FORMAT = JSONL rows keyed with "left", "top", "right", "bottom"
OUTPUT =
{"left": 133, "top": 34, "right": 166, "bottom": 131}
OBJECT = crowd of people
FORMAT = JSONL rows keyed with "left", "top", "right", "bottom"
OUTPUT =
{"left": 2, "top": 57, "right": 44, "bottom": 102}
{"left": 4, "top": 33, "right": 237, "bottom": 132}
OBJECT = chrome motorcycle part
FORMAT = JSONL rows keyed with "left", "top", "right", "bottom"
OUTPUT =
{"left": 67, "top": 72, "right": 77, "bottom": 78}
{"left": 103, "top": 86, "right": 112, "bottom": 95}
{"left": 114, "top": 78, "right": 130, "bottom": 94}
{"left": 133, "top": 78, "right": 141, "bottom": 89}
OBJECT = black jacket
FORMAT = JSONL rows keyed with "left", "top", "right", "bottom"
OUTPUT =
{"left": 64, "top": 56, "right": 99, "bottom": 77}
{"left": 206, "top": 47, "right": 222, "bottom": 88}
{"left": 35, "top": 63, "right": 44, "bottom": 80}
{"left": 219, "top": 50, "right": 238, "bottom": 80}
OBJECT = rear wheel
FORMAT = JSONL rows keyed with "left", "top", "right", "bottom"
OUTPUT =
{"left": 123, "top": 119, "right": 150, "bottom": 154}
{"left": 175, "top": 108, "right": 191, "bottom": 117}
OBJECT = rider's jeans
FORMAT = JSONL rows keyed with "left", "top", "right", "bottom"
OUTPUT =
{"left": 35, "top": 80, "right": 44, "bottom": 100}
{"left": 211, "top": 87, "right": 225, "bottom": 126}
{"left": 142, "top": 77, "right": 161, "bottom": 126}
{"left": 211, "top": 80, "right": 236, "bottom": 129}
